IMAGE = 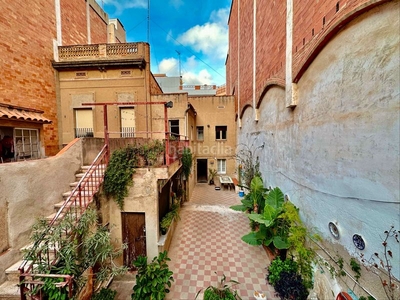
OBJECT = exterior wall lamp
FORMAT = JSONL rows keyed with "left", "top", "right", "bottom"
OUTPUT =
{"left": 165, "top": 101, "right": 173, "bottom": 108}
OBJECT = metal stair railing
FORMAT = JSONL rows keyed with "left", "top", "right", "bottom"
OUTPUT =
{"left": 18, "top": 144, "right": 108, "bottom": 299}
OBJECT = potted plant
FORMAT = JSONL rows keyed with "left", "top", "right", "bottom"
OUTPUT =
{"left": 208, "top": 168, "right": 218, "bottom": 185}
{"left": 195, "top": 273, "right": 241, "bottom": 300}
{"left": 160, "top": 202, "right": 180, "bottom": 235}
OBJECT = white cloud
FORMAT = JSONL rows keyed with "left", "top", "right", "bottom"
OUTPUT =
{"left": 210, "top": 7, "right": 230, "bottom": 25}
{"left": 96, "top": 0, "right": 147, "bottom": 15}
{"left": 156, "top": 7, "right": 230, "bottom": 85}
{"left": 182, "top": 69, "right": 213, "bottom": 85}
{"left": 157, "top": 56, "right": 214, "bottom": 85}
{"left": 158, "top": 58, "right": 179, "bottom": 75}
{"left": 185, "top": 55, "right": 198, "bottom": 70}
{"left": 176, "top": 8, "right": 229, "bottom": 61}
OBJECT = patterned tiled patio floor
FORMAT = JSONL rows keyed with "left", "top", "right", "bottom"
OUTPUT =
{"left": 165, "top": 183, "right": 278, "bottom": 300}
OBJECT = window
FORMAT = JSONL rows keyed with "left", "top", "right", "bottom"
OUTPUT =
{"left": 75, "top": 109, "right": 93, "bottom": 137}
{"left": 169, "top": 120, "right": 179, "bottom": 138}
{"left": 197, "top": 126, "right": 204, "bottom": 141}
{"left": 215, "top": 126, "right": 227, "bottom": 140}
{"left": 217, "top": 159, "right": 226, "bottom": 174}
{"left": 14, "top": 128, "right": 40, "bottom": 159}
{"left": 120, "top": 107, "right": 135, "bottom": 137}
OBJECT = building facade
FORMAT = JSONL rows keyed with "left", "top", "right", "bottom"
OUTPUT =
{"left": 226, "top": 0, "right": 399, "bottom": 298}
{"left": 52, "top": 42, "right": 163, "bottom": 145}
{"left": 152, "top": 93, "right": 237, "bottom": 183}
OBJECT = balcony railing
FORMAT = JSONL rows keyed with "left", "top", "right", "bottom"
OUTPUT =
{"left": 121, "top": 127, "right": 135, "bottom": 138}
{"left": 57, "top": 43, "right": 145, "bottom": 62}
{"left": 75, "top": 128, "right": 94, "bottom": 138}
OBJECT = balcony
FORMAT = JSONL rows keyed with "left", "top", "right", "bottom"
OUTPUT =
{"left": 53, "top": 43, "right": 147, "bottom": 69}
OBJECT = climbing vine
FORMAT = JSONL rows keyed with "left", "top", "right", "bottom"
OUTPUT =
{"left": 104, "top": 147, "right": 137, "bottom": 209}
{"left": 181, "top": 147, "right": 192, "bottom": 180}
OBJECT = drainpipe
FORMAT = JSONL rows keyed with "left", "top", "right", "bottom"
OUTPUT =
{"left": 184, "top": 104, "right": 191, "bottom": 140}
{"left": 253, "top": 0, "right": 258, "bottom": 121}
{"left": 103, "top": 104, "right": 109, "bottom": 163}
{"left": 165, "top": 104, "right": 170, "bottom": 165}
{"left": 237, "top": 0, "right": 241, "bottom": 128}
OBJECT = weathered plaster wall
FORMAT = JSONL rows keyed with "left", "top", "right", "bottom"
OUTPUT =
{"left": 238, "top": 1, "right": 399, "bottom": 295}
{"left": 110, "top": 167, "right": 173, "bottom": 265}
{"left": 0, "top": 139, "right": 83, "bottom": 284}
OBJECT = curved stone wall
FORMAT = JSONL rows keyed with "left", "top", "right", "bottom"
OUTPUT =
{"left": 237, "top": 1, "right": 399, "bottom": 286}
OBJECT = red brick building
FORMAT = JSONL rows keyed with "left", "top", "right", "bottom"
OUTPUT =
{"left": 226, "top": 0, "right": 394, "bottom": 114}
{"left": 0, "top": 0, "right": 117, "bottom": 157}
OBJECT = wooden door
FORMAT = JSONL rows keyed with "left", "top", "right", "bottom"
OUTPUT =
{"left": 121, "top": 212, "right": 146, "bottom": 270}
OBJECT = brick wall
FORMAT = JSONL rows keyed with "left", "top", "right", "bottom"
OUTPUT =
{"left": 292, "top": 0, "right": 389, "bottom": 81}
{"left": 61, "top": 0, "right": 87, "bottom": 45}
{"left": 228, "top": 0, "right": 286, "bottom": 110}
{"left": 227, "top": 0, "right": 385, "bottom": 113}
{"left": 89, "top": 1, "right": 108, "bottom": 43}
{"left": 0, "top": 0, "right": 110, "bottom": 155}
{"left": 0, "top": 0, "right": 59, "bottom": 154}
{"left": 255, "top": 0, "right": 286, "bottom": 98}
{"left": 60, "top": 0, "right": 108, "bottom": 45}
{"left": 227, "top": 1, "right": 238, "bottom": 111}
{"left": 237, "top": 1, "right": 253, "bottom": 108}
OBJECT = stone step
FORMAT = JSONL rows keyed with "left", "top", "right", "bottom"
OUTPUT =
{"left": 69, "top": 181, "right": 99, "bottom": 190}
{"left": 20, "top": 242, "right": 59, "bottom": 256}
{"left": 75, "top": 171, "right": 104, "bottom": 180}
{"left": 44, "top": 212, "right": 66, "bottom": 224}
{"left": 62, "top": 190, "right": 93, "bottom": 199}
{"left": 5, "top": 261, "right": 23, "bottom": 282}
{"left": 0, "top": 280, "right": 20, "bottom": 300}
{"left": 54, "top": 200, "right": 80, "bottom": 210}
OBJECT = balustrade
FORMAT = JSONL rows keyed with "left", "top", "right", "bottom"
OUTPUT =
{"left": 58, "top": 43, "right": 143, "bottom": 61}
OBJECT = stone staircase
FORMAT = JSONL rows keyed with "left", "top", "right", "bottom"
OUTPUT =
{"left": 0, "top": 165, "right": 100, "bottom": 300}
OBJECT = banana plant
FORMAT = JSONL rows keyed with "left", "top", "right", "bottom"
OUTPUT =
{"left": 230, "top": 176, "right": 267, "bottom": 214}
{"left": 241, "top": 187, "right": 290, "bottom": 250}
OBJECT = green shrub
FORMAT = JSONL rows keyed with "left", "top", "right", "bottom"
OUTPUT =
{"left": 131, "top": 251, "right": 174, "bottom": 300}
{"left": 104, "top": 147, "right": 137, "bottom": 209}
{"left": 160, "top": 202, "right": 180, "bottom": 235}
{"left": 266, "top": 257, "right": 298, "bottom": 286}
{"left": 182, "top": 147, "right": 192, "bottom": 179}
{"left": 197, "top": 274, "right": 241, "bottom": 300}
{"left": 91, "top": 287, "right": 117, "bottom": 300}
{"left": 267, "top": 257, "right": 310, "bottom": 300}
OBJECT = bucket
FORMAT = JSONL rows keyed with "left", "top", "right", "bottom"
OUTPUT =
{"left": 239, "top": 190, "right": 244, "bottom": 197}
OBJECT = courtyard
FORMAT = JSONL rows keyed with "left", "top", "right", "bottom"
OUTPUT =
{"left": 110, "top": 183, "right": 278, "bottom": 300}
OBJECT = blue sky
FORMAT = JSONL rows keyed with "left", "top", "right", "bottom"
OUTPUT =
{"left": 96, "top": 0, "right": 232, "bottom": 86}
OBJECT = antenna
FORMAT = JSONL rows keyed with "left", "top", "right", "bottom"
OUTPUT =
{"left": 147, "top": 0, "right": 150, "bottom": 43}
{"left": 175, "top": 50, "right": 182, "bottom": 85}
